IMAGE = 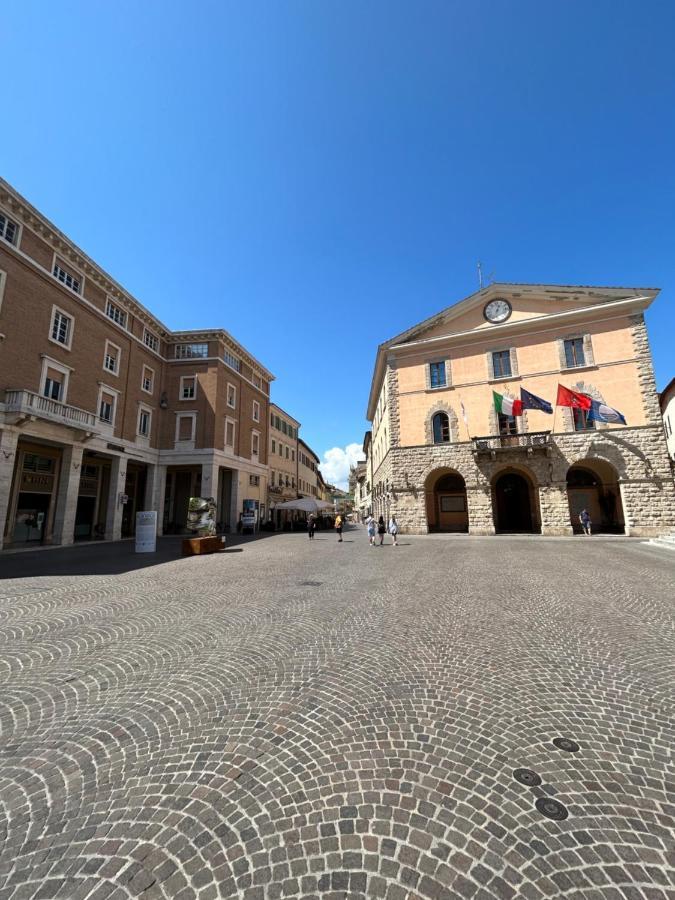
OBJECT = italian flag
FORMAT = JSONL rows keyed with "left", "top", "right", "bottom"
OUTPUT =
{"left": 493, "top": 391, "right": 522, "bottom": 416}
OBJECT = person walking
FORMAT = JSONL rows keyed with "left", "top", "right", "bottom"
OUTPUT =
{"left": 579, "top": 508, "right": 592, "bottom": 536}
{"left": 335, "top": 514, "right": 343, "bottom": 542}
{"left": 308, "top": 514, "right": 316, "bottom": 540}
{"left": 377, "top": 515, "right": 386, "bottom": 546}
{"left": 366, "top": 515, "right": 376, "bottom": 546}
{"left": 388, "top": 515, "right": 399, "bottom": 546}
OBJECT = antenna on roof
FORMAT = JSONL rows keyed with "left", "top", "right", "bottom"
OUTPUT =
{"left": 477, "top": 260, "right": 484, "bottom": 290}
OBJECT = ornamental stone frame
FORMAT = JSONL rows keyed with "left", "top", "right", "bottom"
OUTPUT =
{"left": 558, "top": 380, "right": 608, "bottom": 432}
{"left": 425, "top": 402, "right": 459, "bottom": 445}
{"left": 488, "top": 388, "right": 527, "bottom": 436}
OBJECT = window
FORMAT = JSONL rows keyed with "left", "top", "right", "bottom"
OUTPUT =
{"left": 492, "top": 350, "right": 512, "bottom": 379}
{"left": 227, "top": 383, "right": 236, "bottom": 409}
{"left": 43, "top": 371, "right": 63, "bottom": 401}
{"left": 225, "top": 417, "right": 236, "bottom": 448}
{"left": 223, "top": 350, "right": 241, "bottom": 372}
{"left": 143, "top": 329, "right": 159, "bottom": 353}
{"left": 253, "top": 400, "right": 260, "bottom": 422}
{"left": 429, "top": 361, "right": 447, "bottom": 389}
{"left": 271, "top": 439, "right": 276, "bottom": 453}
{"left": 251, "top": 431, "right": 260, "bottom": 457}
{"left": 432, "top": 412, "right": 450, "bottom": 444}
{"left": 270, "top": 471, "right": 275, "bottom": 485}
{"left": 498, "top": 413, "right": 518, "bottom": 436}
{"left": 252, "top": 373, "right": 262, "bottom": 388}
{"left": 103, "top": 341, "right": 120, "bottom": 375}
{"left": 250, "top": 475, "right": 260, "bottom": 486}
{"left": 573, "top": 402, "right": 595, "bottom": 432}
{"left": 141, "top": 366, "right": 154, "bottom": 394}
{"left": 0, "top": 212, "right": 19, "bottom": 246}
{"left": 564, "top": 338, "right": 586, "bottom": 369}
{"left": 99, "top": 392, "right": 116, "bottom": 424}
{"left": 180, "top": 376, "right": 196, "bottom": 400}
{"left": 138, "top": 407, "right": 151, "bottom": 438}
{"left": 175, "top": 343, "right": 208, "bottom": 359}
{"left": 176, "top": 413, "right": 196, "bottom": 442}
{"left": 278, "top": 443, "right": 283, "bottom": 456}
{"left": 106, "top": 300, "right": 127, "bottom": 328}
{"left": 285, "top": 446, "right": 289, "bottom": 459}
{"left": 292, "top": 477, "right": 296, "bottom": 488}
{"left": 53, "top": 263, "right": 81, "bottom": 294}
{"left": 291, "top": 450, "right": 295, "bottom": 462}
{"left": 50, "top": 307, "right": 73, "bottom": 348}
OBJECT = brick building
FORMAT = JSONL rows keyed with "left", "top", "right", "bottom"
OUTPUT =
{"left": 0, "top": 178, "right": 272, "bottom": 549}
{"left": 366, "top": 283, "right": 675, "bottom": 535}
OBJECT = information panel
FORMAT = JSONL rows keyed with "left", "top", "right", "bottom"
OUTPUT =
{"left": 135, "top": 511, "right": 157, "bottom": 553}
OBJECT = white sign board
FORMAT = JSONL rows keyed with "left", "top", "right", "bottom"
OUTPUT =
{"left": 135, "top": 511, "right": 157, "bottom": 553}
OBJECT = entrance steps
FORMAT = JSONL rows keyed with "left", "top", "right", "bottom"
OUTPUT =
{"left": 645, "top": 532, "right": 675, "bottom": 551}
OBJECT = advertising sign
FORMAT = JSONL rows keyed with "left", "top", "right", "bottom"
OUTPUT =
{"left": 135, "top": 510, "right": 157, "bottom": 553}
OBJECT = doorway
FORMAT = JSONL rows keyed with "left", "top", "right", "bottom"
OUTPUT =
{"left": 493, "top": 471, "right": 536, "bottom": 533}
{"left": 425, "top": 470, "right": 468, "bottom": 532}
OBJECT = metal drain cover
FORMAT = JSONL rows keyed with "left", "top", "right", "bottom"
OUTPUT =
{"left": 513, "top": 768, "right": 542, "bottom": 787}
{"left": 553, "top": 737, "right": 580, "bottom": 753}
{"left": 535, "top": 797, "right": 569, "bottom": 820}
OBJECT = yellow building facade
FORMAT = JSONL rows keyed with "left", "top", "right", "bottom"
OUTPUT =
{"left": 366, "top": 283, "right": 674, "bottom": 535}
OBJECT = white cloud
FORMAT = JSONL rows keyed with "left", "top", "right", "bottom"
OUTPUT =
{"left": 320, "top": 443, "right": 364, "bottom": 490}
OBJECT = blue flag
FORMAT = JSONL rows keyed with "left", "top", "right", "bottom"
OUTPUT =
{"left": 587, "top": 400, "right": 627, "bottom": 425}
{"left": 520, "top": 387, "right": 553, "bottom": 414}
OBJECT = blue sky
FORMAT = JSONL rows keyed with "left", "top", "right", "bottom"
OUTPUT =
{"left": 3, "top": 1, "right": 675, "bottom": 486}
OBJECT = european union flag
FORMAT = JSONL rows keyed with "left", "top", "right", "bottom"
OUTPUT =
{"left": 520, "top": 387, "right": 553, "bottom": 414}
{"left": 587, "top": 400, "right": 627, "bottom": 425}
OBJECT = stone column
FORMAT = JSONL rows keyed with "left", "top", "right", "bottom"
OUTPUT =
{"left": 539, "top": 482, "right": 574, "bottom": 536}
{"left": 201, "top": 461, "right": 220, "bottom": 506}
{"left": 619, "top": 481, "right": 633, "bottom": 536}
{"left": 0, "top": 430, "right": 20, "bottom": 550}
{"left": 52, "top": 444, "right": 84, "bottom": 545}
{"left": 105, "top": 455, "right": 127, "bottom": 541}
{"left": 144, "top": 464, "right": 166, "bottom": 535}
{"left": 467, "top": 485, "right": 496, "bottom": 535}
{"left": 228, "top": 468, "right": 240, "bottom": 533}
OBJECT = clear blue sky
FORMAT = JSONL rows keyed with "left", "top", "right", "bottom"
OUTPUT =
{"left": 3, "top": 0, "right": 674, "bottom": 483}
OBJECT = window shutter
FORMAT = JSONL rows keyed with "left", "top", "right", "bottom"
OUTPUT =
{"left": 557, "top": 338, "right": 567, "bottom": 369}
{"left": 486, "top": 352, "right": 495, "bottom": 380}
{"left": 445, "top": 359, "right": 452, "bottom": 386}
{"left": 509, "top": 348, "right": 519, "bottom": 377}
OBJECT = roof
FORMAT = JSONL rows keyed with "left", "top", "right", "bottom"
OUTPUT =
{"left": 366, "top": 282, "right": 660, "bottom": 419}
{"left": 269, "top": 402, "right": 301, "bottom": 427}
{"left": 298, "top": 437, "right": 320, "bottom": 463}
{"left": 659, "top": 377, "right": 675, "bottom": 411}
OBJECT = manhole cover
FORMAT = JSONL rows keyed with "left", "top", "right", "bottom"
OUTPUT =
{"left": 513, "top": 768, "right": 542, "bottom": 787}
{"left": 299, "top": 581, "right": 323, "bottom": 587}
{"left": 553, "top": 737, "right": 580, "bottom": 753}
{"left": 535, "top": 797, "right": 569, "bottom": 820}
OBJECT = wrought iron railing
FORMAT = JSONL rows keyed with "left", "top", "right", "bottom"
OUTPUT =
{"left": 4, "top": 389, "right": 98, "bottom": 429}
{"left": 472, "top": 431, "right": 552, "bottom": 453}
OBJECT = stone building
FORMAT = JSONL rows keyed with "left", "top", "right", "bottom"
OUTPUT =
{"left": 267, "top": 404, "right": 300, "bottom": 528}
{"left": 298, "top": 439, "right": 320, "bottom": 499}
{"left": 366, "top": 283, "right": 675, "bottom": 536}
{"left": 0, "top": 178, "right": 272, "bottom": 549}
{"left": 659, "top": 377, "right": 675, "bottom": 463}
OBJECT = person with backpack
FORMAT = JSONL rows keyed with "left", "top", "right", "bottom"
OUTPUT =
{"left": 388, "top": 515, "right": 399, "bottom": 547}
{"left": 377, "top": 515, "right": 386, "bottom": 545}
{"left": 366, "top": 515, "right": 376, "bottom": 546}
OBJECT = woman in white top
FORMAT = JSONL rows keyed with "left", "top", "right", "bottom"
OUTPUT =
{"left": 388, "top": 516, "right": 398, "bottom": 546}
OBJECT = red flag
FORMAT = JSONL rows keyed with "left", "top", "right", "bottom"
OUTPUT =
{"left": 556, "top": 384, "right": 592, "bottom": 410}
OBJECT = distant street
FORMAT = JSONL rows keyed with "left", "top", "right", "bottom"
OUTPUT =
{"left": 1, "top": 528, "right": 674, "bottom": 899}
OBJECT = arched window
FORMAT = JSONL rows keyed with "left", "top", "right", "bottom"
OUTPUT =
{"left": 432, "top": 412, "right": 450, "bottom": 444}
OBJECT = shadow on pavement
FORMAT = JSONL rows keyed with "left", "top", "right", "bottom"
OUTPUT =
{"left": 0, "top": 532, "right": 276, "bottom": 580}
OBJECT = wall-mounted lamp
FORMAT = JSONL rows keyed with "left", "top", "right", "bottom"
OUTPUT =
{"left": 159, "top": 392, "right": 169, "bottom": 409}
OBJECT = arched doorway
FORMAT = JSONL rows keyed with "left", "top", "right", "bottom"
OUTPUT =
{"left": 425, "top": 470, "right": 468, "bottom": 532}
{"left": 493, "top": 470, "right": 538, "bottom": 533}
{"left": 566, "top": 460, "right": 624, "bottom": 533}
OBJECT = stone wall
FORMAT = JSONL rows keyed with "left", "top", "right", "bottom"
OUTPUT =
{"left": 378, "top": 425, "right": 675, "bottom": 536}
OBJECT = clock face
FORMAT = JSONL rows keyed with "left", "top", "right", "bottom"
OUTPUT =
{"left": 484, "top": 298, "right": 512, "bottom": 323}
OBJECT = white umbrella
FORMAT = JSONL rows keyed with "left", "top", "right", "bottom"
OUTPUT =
{"left": 274, "top": 498, "right": 333, "bottom": 513}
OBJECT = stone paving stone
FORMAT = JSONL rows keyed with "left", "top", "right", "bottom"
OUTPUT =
{"left": 0, "top": 529, "right": 674, "bottom": 898}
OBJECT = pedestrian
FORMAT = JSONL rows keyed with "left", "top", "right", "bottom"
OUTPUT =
{"left": 335, "top": 514, "right": 343, "bottom": 542}
{"left": 388, "top": 515, "right": 399, "bottom": 546}
{"left": 377, "top": 515, "right": 386, "bottom": 545}
{"left": 308, "top": 514, "right": 316, "bottom": 540}
{"left": 366, "top": 516, "right": 376, "bottom": 546}
{"left": 579, "top": 508, "right": 592, "bottom": 536}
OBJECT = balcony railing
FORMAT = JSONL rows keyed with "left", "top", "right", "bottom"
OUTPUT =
{"left": 472, "top": 430, "right": 552, "bottom": 454}
{"left": 4, "top": 389, "right": 98, "bottom": 430}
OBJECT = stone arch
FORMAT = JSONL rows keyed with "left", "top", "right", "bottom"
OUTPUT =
{"left": 566, "top": 458, "right": 625, "bottom": 533}
{"left": 424, "top": 402, "right": 459, "bottom": 445}
{"left": 424, "top": 467, "right": 468, "bottom": 533}
{"left": 491, "top": 465, "right": 541, "bottom": 533}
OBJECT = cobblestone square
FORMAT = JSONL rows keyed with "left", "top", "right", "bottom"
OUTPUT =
{"left": 1, "top": 529, "right": 674, "bottom": 899}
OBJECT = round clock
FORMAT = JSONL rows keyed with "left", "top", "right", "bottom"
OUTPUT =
{"left": 483, "top": 298, "right": 512, "bottom": 323}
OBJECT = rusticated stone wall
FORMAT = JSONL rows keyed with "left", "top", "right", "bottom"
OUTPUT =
{"left": 373, "top": 425, "right": 675, "bottom": 536}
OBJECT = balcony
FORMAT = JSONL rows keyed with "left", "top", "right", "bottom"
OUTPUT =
{"left": 4, "top": 389, "right": 98, "bottom": 432}
{"left": 472, "top": 430, "right": 551, "bottom": 456}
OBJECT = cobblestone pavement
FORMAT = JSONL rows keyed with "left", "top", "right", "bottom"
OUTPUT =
{"left": 1, "top": 527, "right": 674, "bottom": 900}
